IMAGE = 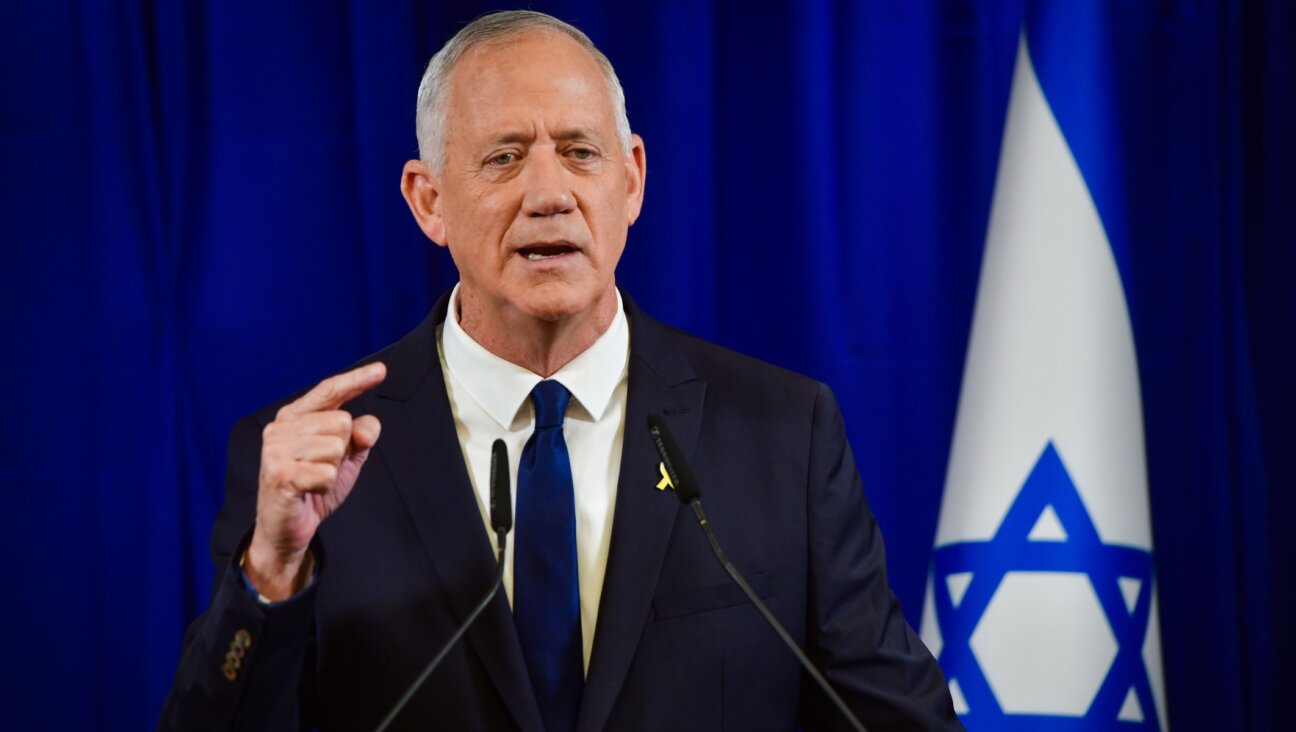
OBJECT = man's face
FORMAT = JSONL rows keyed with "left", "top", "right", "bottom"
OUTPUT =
{"left": 409, "top": 31, "right": 646, "bottom": 329}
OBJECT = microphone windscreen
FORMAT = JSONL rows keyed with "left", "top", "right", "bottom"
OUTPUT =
{"left": 490, "top": 439, "right": 513, "bottom": 533}
{"left": 646, "top": 413, "right": 702, "bottom": 503}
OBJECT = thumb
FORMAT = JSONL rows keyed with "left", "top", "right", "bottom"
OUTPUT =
{"left": 334, "top": 416, "right": 380, "bottom": 500}
{"left": 350, "top": 414, "right": 382, "bottom": 452}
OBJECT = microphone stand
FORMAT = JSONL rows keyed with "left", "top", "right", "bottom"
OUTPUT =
{"left": 373, "top": 548, "right": 506, "bottom": 732}
{"left": 375, "top": 439, "right": 512, "bottom": 732}
{"left": 647, "top": 414, "right": 867, "bottom": 732}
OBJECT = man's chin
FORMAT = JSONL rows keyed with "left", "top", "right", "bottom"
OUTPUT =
{"left": 515, "top": 296, "right": 588, "bottom": 324}
{"left": 511, "top": 283, "right": 613, "bottom": 325}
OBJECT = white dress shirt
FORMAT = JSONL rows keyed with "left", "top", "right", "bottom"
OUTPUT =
{"left": 438, "top": 284, "right": 629, "bottom": 672}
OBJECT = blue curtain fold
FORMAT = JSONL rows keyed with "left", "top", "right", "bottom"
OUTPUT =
{"left": 1, "top": 1, "right": 1290, "bottom": 728}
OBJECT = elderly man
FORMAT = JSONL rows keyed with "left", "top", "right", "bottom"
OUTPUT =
{"left": 161, "top": 10, "right": 959, "bottom": 731}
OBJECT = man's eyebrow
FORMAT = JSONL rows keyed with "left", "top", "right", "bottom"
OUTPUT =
{"left": 488, "top": 128, "right": 600, "bottom": 145}
{"left": 551, "top": 127, "right": 598, "bottom": 142}
{"left": 489, "top": 131, "right": 533, "bottom": 146}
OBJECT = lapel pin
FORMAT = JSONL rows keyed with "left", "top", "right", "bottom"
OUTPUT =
{"left": 656, "top": 462, "right": 674, "bottom": 491}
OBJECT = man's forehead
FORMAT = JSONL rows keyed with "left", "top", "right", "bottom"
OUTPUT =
{"left": 450, "top": 30, "right": 603, "bottom": 89}
{"left": 444, "top": 31, "right": 616, "bottom": 141}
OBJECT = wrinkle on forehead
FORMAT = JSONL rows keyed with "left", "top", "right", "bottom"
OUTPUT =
{"left": 446, "top": 55, "right": 615, "bottom": 156}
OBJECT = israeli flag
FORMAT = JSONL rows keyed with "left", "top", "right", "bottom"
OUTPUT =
{"left": 918, "top": 23, "right": 1169, "bottom": 731}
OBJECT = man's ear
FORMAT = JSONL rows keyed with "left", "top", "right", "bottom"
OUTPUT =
{"left": 401, "top": 159, "right": 448, "bottom": 246}
{"left": 624, "top": 133, "right": 647, "bottom": 226}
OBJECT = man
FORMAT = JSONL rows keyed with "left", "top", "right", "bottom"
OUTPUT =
{"left": 161, "top": 10, "right": 959, "bottom": 731}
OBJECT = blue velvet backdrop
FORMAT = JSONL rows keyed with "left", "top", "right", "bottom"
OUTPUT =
{"left": 1, "top": 1, "right": 1291, "bottom": 729}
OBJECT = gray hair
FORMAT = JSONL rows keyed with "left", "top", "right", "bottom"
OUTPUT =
{"left": 415, "top": 10, "right": 633, "bottom": 172}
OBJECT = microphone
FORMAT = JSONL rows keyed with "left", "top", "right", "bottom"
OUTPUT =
{"left": 645, "top": 414, "right": 868, "bottom": 732}
{"left": 490, "top": 437, "right": 513, "bottom": 545}
{"left": 375, "top": 439, "right": 512, "bottom": 732}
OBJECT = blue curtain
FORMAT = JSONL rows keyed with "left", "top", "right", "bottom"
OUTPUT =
{"left": 1, "top": 1, "right": 1290, "bottom": 728}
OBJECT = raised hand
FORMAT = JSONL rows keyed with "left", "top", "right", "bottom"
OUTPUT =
{"left": 244, "top": 362, "right": 387, "bottom": 600}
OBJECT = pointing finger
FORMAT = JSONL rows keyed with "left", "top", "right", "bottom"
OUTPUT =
{"left": 280, "top": 362, "right": 387, "bottom": 417}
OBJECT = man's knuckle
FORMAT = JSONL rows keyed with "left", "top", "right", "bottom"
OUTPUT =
{"left": 289, "top": 469, "right": 318, "bottom": 492}
{"left": 317, "top": 411, "right": 349, "bottom": 436}
{"left": 329, "top": 435, "right": 348, "bottom": 456}
{"left": 262, "top": 462, "right": 286, "bottom": 487}
{"left": 316, "top": 378, "right": 340, "bottom": 402}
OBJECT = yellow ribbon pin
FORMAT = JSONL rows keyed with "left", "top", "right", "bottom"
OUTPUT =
{"left": 656, "top": 462, "right": 674, "bottom": 491}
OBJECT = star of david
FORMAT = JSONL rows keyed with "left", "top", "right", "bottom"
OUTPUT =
{"left": 931, "top": 441, "right": 1160, "bottom": 730}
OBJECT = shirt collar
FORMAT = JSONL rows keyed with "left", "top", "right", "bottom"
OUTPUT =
{"left": 442, "top": 283, "right": 629, "bottom": 429}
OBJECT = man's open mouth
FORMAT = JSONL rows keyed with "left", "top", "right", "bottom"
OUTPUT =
{"left": 518, "top": 243, "right": 578, "bottom": 261}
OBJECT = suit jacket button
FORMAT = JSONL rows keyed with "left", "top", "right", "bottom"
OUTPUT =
{"left": 234, "top": 629, "right": 252, "bottom": 650}
{"left": 222, "top": 662, "right": 237, "bottom": 681}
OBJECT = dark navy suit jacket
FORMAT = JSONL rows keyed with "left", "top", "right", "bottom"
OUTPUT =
{"left": 160, "top": 292, "right": 960, "bottom": 731}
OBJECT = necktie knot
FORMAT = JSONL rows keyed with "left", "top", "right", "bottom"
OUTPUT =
{"left": 531, "top": 380, "right": 570, "bottom": 429}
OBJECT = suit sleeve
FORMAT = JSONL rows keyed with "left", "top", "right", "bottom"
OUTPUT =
{"left": 798, "top": 383, "right": 963, "bottom": 731}
{"left": 158, "top": 414, "right": 320, "bottom": 731}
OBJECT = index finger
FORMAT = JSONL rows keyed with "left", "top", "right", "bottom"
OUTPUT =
{"left": 279, "top": 362, "right": 387, "bottom": 417}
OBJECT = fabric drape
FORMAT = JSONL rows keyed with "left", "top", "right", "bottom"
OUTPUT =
{"left": 1, "top": 1, "right": 1290, "bottom": 729}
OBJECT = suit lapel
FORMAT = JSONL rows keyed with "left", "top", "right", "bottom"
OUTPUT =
{"left": 368, "top": 295, "right": 544, "bottom": 732}
{"left": 578, "top": 295, "right": 707, "bottom": 732}
{"left": 361, "top": 292, "right": 703, "bottom": 732}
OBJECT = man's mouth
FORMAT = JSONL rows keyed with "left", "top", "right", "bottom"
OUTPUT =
{"left": 518, "top": 242, "right": 578, "bottom": 261}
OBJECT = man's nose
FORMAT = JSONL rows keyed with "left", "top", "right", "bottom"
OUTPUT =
{"left": 520, "top": 148, "right": 575, "bottom": 217}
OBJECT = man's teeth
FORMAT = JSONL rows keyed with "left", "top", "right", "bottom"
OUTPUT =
{"left": 526, "top": 251, "right": 563, "bottom": 260}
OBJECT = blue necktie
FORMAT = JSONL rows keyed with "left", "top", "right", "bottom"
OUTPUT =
{"left": 514, "top": 380, "right": 583, "bottom": 731}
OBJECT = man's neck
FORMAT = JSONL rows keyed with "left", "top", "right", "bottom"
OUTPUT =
{"left": 455, "top": 288, "right": 619, "bottom": 378}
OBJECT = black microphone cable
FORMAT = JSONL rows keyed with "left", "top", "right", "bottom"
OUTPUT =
{"left": 375, "top": 439, "right": 513, "bottom": 732}
{"left": 646, "top": 414, "right": 868, "bottom": 732}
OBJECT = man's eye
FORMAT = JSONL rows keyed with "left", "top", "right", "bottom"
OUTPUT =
{"left": 487, "top": 152, "right": 518, "bottom": 166}
{"left": 569, "top": 148, "right": 596, "bottom": 160}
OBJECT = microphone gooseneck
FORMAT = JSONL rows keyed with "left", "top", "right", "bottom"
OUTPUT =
{"left": 374, "top": 439, "right": 512, "bottom": 732}
{"left": 645, "top": 414, "right": 868, "bottom": 732}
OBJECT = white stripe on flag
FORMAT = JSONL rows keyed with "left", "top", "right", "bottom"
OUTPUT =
{"left": 919, "top": 33, "right": 1167, "bottom": 727}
